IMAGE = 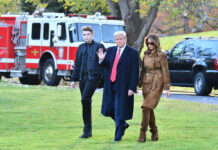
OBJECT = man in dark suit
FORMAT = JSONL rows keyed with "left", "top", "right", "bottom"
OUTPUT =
{"left": 71, "top": 26, "right": 105, "bottom": 138}
{"left": 97, "top": 31, "right": 139, "bottom": 141}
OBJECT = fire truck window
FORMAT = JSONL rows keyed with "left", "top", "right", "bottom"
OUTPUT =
{"left": 78, "top": 23, "right": 101, "bottom": 42}
{"left": 69, "top": 23, "right": 78, "bottom": 42}
{"left": 43, "top": 23, "right": 49, "bottom": 40}
{"left": 57, "top": 23, "right": 66, "bottom": 40}
{"left": 102, "top": 25, "right": 124, "bottom": 43}
{"left": 21, "top": 23, "right": 27, "bottom": 37}
{"left": 32, "top": 23, "right": 41, "bottom": 40}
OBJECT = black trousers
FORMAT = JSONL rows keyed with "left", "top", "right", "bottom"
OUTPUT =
{"left": 79, "top": 75, "right": 99, "bottom": 132}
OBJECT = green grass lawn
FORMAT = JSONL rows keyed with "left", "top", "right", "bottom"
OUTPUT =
{"left": 0, "top": 83, "right": 218, "bottom": 150}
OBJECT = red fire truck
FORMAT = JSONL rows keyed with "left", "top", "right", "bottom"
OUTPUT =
{"left": 0, "top": 12, "right": 124, "bottom": 86}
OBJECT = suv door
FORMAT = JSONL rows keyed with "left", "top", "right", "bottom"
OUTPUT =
{"left": 168, "top": 41, "right": 185, "bottom": 83}
{"left": 179, "top": 42, "right": 196, "bottom": 83}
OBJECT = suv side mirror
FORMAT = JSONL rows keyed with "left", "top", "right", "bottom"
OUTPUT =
{"left": 165, "top": 50, "right": 170, "bottom": 57}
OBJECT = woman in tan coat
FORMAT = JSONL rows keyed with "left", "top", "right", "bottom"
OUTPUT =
{"left": 137, "top": 35, "right": 170, "bottom": 143}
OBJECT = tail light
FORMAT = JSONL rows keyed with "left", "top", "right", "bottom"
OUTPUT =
{"left": 215, "top": 57, "right": 218, "bottom": 71}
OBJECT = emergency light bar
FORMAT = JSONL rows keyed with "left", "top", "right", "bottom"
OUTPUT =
{"left": 68, "top": 12, "right": 121, "bottom": 20}
{"left": 42, "top": 13, "right": 65, "bottom": 18}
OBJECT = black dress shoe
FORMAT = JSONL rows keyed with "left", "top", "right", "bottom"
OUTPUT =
{"left": 122, "top": 124, "right": 129, "bottom": 136}
{"left": 113, "top": 138, "right": 121, "bottom": 142}
{"left": 79, "top": 132, "right": 92, "bottom": 138}
{"left": 124, "top": 124, "right": 129, "bottom": 129}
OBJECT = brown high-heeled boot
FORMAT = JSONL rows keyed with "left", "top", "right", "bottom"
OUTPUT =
{"left": 138, "top": 107, "right": 150, "bottom": 143}
{"left": 151, "top": 131, "right": 158, "bottom": 141}
{"left": 138, "top": 128, "right": 146, "bottom": 142}
{"left": 149, "top": 109, "right": 158, "bottom": 141}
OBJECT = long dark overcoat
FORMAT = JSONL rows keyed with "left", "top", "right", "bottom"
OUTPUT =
{"left": 101, "top": 45, "right": 139, "bottom": 120}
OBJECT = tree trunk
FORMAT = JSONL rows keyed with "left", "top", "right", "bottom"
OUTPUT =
{"left": 106, "top": 0, "right": 119, "bottom": 17}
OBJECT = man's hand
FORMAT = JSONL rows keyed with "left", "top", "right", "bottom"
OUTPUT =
{"left": 165, "top": 90, "right": 170, "bottom": 98}
{"left": 128, "top": 90, "right": 134, "bottom": 97}
{"left": 71, "top": 82, "right": 75, "bottom": 88}
{"left": 97, "top": 48, "right": 106, "bottom": 61}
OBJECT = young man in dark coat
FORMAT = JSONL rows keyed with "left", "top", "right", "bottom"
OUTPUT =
{"left": 71, "top": 26, "right": 105, "bottom": 138}
{"left": 97, "top": 31, "right": 139, "bottom": 141}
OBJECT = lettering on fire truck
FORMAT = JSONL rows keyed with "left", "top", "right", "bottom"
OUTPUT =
{"left": 0, "top": 12, "right": 124, "bottom": 86}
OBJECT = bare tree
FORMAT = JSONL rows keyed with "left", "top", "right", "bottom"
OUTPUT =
{"left": 106, "top": 0, "right": 160, "bottom": 54}
{"left": 157, "top": 0, "right": 218, "bottom": 35}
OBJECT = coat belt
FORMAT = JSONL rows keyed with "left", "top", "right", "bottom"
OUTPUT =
{"left": 146, "top": 69, "right": 161, "bottom": 74}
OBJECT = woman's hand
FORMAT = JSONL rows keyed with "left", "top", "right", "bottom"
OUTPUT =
{"left": 71, "top": 82, "right": 75, "bottom": 88}
{"left": 165, "top": 90, "right": 170, "bottom": 98}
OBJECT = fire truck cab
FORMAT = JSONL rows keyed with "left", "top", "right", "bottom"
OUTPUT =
{"left": 0, "top": 12, "right": 124, "bottom": 86}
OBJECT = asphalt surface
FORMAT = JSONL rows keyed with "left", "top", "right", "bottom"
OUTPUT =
{"left": 97, "top": 89, "right": 218, "bottom": 105}
{"left": 2, "top": 79, "right": 218, "bottom": 105}
{"left": 161, "top": 91, "right": 218, "bottom": 105}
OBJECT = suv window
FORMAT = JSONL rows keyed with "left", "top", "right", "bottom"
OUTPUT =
{"left": 182, "top": 42, "right": 195, "bottom": 57}
{"left": 197, "top": 41, "right": 217, "bottom": 57}
{"left": 171, "top": 42, "right": 185, "bottom": 57}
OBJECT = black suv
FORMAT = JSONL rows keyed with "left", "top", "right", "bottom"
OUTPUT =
{"left": 166, "top": 37, "right": 218, "bottom": 95}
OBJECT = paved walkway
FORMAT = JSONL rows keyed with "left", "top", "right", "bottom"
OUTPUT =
{"left": 161, "top": 91, "right": 218, "bottom": 105}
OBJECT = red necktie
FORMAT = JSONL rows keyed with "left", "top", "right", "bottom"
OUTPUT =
{"left": 110, "top": 48, "right": 121, "bottom": 82}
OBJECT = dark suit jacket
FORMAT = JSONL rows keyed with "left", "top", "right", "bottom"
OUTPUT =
{"left": 71, "top": 40, "right": 105, "bottom": 81}
{"left": 101, "top": 45, "right": 139, "bottom": 120}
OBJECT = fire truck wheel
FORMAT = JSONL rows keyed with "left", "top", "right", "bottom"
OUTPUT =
{"left": 42, "top": 58, "right": 61, "bottom": 86}
{"left": 19, "top": 75, "right": 42, "bottom": 85}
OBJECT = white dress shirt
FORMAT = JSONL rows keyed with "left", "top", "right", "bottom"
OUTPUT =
{"left": 116, "top": 44, "right": 126, "bottom": 58}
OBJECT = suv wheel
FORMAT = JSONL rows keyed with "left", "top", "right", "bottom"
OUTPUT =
{"left": 194, "top": 72, "right": 212, "bottom": 96}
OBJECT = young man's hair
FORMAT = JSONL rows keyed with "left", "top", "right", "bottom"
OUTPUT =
{"left": 81, "top": 26, "right": 93, "bottom": 34}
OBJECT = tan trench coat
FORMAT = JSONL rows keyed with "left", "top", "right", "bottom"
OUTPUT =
{"left": 138, "top": 49, "right": 170, "bottom": 109}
